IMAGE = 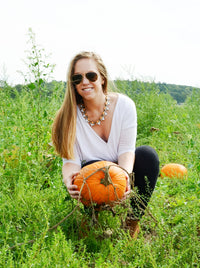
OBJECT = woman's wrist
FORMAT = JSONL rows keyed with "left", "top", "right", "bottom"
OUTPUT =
{"left": 62, "top": 176, "right": 70, "bottom": 186}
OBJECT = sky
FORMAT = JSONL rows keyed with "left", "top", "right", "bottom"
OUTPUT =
{"left": 0, "top": 0, "right": 200, "bottom": 87}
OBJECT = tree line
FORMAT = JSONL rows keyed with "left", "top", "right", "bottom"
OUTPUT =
{"left": 2, "top": 79, "right": 199, "bottom": 104}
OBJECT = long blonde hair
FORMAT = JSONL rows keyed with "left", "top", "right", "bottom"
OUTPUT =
{"left": 52, "top": 51, "right": 108, "bottom": 159}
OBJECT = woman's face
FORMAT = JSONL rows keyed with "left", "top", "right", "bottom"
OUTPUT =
{"left": 73, "top": 58, "right": 104, "bottom": 101}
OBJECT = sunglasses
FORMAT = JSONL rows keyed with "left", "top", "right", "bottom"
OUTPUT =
{"left": 72, "top": 72, "right": 98, "bottom": 85}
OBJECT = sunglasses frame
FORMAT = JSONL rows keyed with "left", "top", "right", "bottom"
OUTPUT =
{"left": 72, "top": 72, "right": 98, "bottom": 85}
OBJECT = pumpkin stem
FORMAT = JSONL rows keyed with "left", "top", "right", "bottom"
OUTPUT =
{"left": 100, "top": 166, "right": 112, "bottom": 186}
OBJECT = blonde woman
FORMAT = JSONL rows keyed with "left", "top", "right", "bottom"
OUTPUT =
{"left": 52, "top": 52, "right": 159, "bottom": 238}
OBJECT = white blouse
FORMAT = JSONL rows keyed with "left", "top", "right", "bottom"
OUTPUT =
{"left": 63, "top": 93, "right": 137, "bottom": 167}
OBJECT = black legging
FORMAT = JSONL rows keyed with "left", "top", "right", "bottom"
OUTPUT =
{"left": 82, "top": 145, "right": 160, "bottom": 218}
{"left": 131, "top": 145, "right": 160, "bottom": 218}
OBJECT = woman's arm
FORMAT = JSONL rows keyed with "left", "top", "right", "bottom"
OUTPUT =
{"left": 118, "top": 152, "right": 135, "bottom": 198}
{"left": 62, "top": 162, "right": 81, "bottom": 199}
{"left": 118, "top": 152, "right": 135, "bottom": 174}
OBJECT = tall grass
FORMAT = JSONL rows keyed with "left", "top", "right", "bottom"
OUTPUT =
{"left": 1, "top": 79, "right": 199, "bottom": 267}
{"left": 0, "top": 38, "right": 199, "bottom": 266}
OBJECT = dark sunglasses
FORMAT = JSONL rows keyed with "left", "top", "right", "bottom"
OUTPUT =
{"left": 72, "top": 72, "right": 98, "bottom": 85}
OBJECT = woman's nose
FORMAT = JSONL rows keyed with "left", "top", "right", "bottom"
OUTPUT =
{"left": 82, "top": 75, "right": 90, "bottom": 84}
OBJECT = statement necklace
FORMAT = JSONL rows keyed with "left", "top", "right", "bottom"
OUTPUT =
{"left": 80, "top": 95, "right": 110, "bottom": 127}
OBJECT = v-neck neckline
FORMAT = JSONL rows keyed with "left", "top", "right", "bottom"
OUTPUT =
{"left": 77, "top": 94, "right": 119, "bottom": 144}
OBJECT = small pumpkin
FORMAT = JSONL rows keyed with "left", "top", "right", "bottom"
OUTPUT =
{"left": 161, "top": 163, "right": 187, "bottom": 179}
{"left": 73, "top": 161, "right": 127, "bottom": 206}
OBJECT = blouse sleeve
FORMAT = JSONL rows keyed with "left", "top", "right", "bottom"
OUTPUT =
{"left": 117, "top": 96, "right": 137, "bottom": 157}
{"left": 62, "top": 141, "right": 82, "bottom": 167}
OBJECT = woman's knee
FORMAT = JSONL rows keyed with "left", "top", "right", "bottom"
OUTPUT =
{"left": 134, "top": 145, "right": 160, "bottom": 175}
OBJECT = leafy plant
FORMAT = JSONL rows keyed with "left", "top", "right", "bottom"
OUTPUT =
{"left": 0, "top": 32, "right": 199, "bottom": 267}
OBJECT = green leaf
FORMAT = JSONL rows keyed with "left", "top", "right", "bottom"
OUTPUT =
{"left": 39, "top": 79, "right": 44, "bottom": 85}
{"left": 43, "top": 110, "right": 47, "bottom": 117}
{"left": 28, "top": 83, "right": 36, "bottom": 90}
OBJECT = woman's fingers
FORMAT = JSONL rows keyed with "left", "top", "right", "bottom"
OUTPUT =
{"left": 68, "top": 184, "right": 78, "bottom": 191}
{"left": 71, "top": 172, "right": 80, "bottom": 183}
{"left": 64, "top": 172, "right": 81, "bottom": 200}
{"left": 124, "top": 189, "right": 131, "bottom": 196}
{"left": 72, "top": 171, "right": 80, "bottom": 177}
{"left": 126, "top": 180, "right": 131, "bottom": 192}
{"left": 70, "top": 192, "right": 80, "bottom": 200}
{"left": 121, "top": 188, "right": 132, "bottom": 201}
{"left": 67, "top": 184, "right": 80, "bottom": 199}
{"left": 124, "top": 172, "right": 131, "bottom": 191}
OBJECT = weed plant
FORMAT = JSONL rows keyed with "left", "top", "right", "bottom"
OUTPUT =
{"left": 0, "top": 37, "right": 200, "bottom": 267}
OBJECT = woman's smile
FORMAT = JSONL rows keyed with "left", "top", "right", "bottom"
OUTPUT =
{"left": 82, "top": 87, "right": 93, "bottom": 92}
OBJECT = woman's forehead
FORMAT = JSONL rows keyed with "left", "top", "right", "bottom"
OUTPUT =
{"left": 74, "top": 58, "right": 98, "bottom": 73}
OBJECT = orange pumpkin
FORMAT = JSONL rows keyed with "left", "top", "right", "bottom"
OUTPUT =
{"left": 73, "top": 161, "right": 127, "bottom": 206}
{"left": 161, "top": 163, "right": 187, "bottom": 179}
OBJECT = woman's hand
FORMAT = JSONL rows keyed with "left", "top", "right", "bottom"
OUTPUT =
{"left": 64, "top": 172, "right": 80, "bottom": 200}
{"left": 62, "top": 163, "right": 81, "bottom": 200}
{"left": 121, "top": 173, "right": 131, "bottom": 201}
{"left": 117, "top": 152, "right": 135, "bottom": 201}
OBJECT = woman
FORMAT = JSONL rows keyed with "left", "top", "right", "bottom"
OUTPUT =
{"left": 52, "top": 51, "right": 159, "bottom": 238}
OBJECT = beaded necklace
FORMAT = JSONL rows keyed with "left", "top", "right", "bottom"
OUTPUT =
{"left": 80, "top": 95, "right": 110, "bottom": 127}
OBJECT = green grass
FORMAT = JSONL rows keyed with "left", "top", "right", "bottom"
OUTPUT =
{"left": 0, "top": 81, "right": 200, "bottom": 267}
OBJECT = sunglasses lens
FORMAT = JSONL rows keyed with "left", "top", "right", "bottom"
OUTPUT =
{"left": 72, "top": 72, "right": 98, "bottom": 85}
{"left": 72, "top": 74, "right": 82, "bottom": 85}
{"left": 86, "top": 72, "right": 98, "bottom": 82}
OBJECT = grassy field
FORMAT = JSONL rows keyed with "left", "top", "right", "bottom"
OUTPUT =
{"left": 0, "top": 79, "right": 200, "bottom": 267}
